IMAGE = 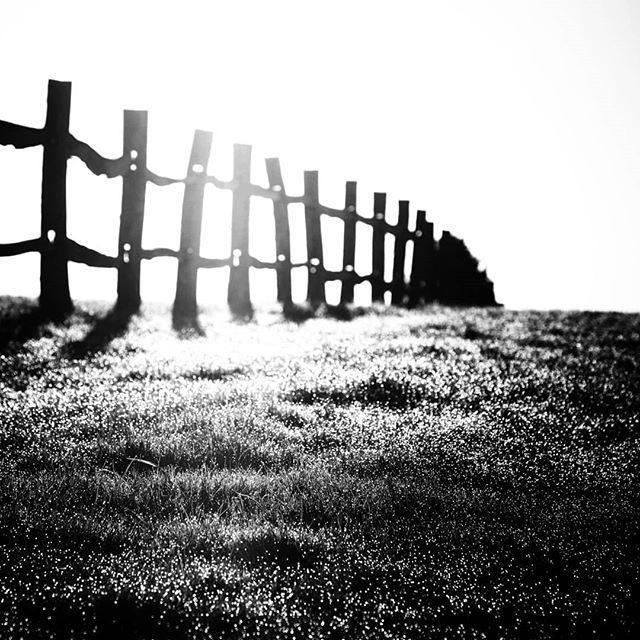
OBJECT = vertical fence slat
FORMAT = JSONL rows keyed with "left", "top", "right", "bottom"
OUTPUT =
{"left": 227, "top": 144, "right": 252, "bottom": 314}
{"left": 409, "top": 210, "right": 428, "bottom": 305}
{"left": 304, "top": 171, "right": 325, "bottom": 307}
{"left": 173, "top": 129, "right": 212, "bottom": 326}
{"left": 371, "top": 192, "right": 386, "bottom": 303}
{"left": 116, "top": 110, "right": 148, "bottom": 313}
{"left": 340, "top": 181, "right": 357, "bottom": 305}
{"left": 40, "top": 80, "right": 72, "bottom": 317}
{"left": 423, "top": 219, "right": 437, "bottom": 303}
{"left": 391, "top": 200, "right": 409, "bottom": 305}
{"left": 265, "top": 158, "right": 292, "bottom": 306}
{"left": 437, "top": 229, "right": 455, "bottom": 304}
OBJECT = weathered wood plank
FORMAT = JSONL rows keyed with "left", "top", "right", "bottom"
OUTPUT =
{"left": 391, "top": 200, "right": 409, "bottom": 305}
{"left": 340, "top": 181, "right": 357, "bottom": 305}
{"left": 40, "top": 80, "right": 73, "bottom": 318}
{"left": 304, "top": 171, "right": 325, "bottom": 307}
{"left": 0, "top": 121, "right": 45, "bottom": 148}
{"left": 66, "top": 239, "right": 118, "bottom": 268}
{"left": 198, "top": 256, "right": 229, "bottom": 269}
{"left": 116, "top": 110, "right": 148, "bottom": 312}
{"left": 227, "top": 144, "right": 253, "bottom": 315}
{"left": 69, "top": 136, "right": 129, "bottom": 178}
{"left": 173, "top": 130, "right": 212, "bottom": 326}
{"left": 0, "top": 238, "right": 43, "bottom": 257}
{"left": 140, "top": 248, "right": 179, "bottom": 260}
{"left": 265, "top": 158, "right": 292, "bottom": 306}
{"left": 371, "top": 192, "right": 386, "bottom": 303}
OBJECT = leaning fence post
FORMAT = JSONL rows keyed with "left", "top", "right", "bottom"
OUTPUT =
{"left": 39, "top": 80, "right": 73, "bottom": 318}
{"left": 303, "top": 171, "right": 325, "bottom": 307}
{"left": 340, "top": 181, "right": 357, "bottom": 305}
{"left": 227, "top": 144, "right": 252, "bottom": 315}
{"left": 371, "top": 192, "right": 386, "bottom": 303}
{"left": 391, "top": 200, "right": 409, "bottom": 305}
{"left": 116, "top": 110, "right": 148, "bottom": 313}
{"left": 265, "top": 158, "right": 292, "bottom": 307}
{"left": 173, "top": 129, "right": 212, "bottom": 327}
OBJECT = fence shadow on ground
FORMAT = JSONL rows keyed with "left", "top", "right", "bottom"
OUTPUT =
{"left": 0, "top": 298, "right": 55, "bottom": 352}
{"left": 64, "top": 306, "right": 134, "bottom": 358}
{"left": 281, "top": 302, "right": 366, "bottom": 324}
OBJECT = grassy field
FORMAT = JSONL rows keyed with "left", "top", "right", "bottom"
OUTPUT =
{"left": 0, "top": 297, "right": 638, "bottom": 639}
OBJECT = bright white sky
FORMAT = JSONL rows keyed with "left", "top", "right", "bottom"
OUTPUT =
{"left": 1, "top": 0, "right": 639, "bottom": 311}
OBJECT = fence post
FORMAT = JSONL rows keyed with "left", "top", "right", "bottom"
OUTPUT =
{"left": 227, "top": 144, "right": 252, "bottom": 315}
{"left": 437, "top": 230, "right": 456, "bottom": 304}
{"left": 265, "top": 158, "right": 292, "bottom": 307}
{"left": 340, "top": 181, "right": 357, "bottom": 305}
{"left": 116, "top": 110, "right": 148, "bottom": 313}
{"left": 173, "top": 130, "right": 212, "bottom": 327}
{"left": 371, "top": 192, "right": 386, "bottom": 303}
{"left": 423, "top": 219, "right": 437, "bottom": 303}
{"left": 391, "top": 200, "right": 409, "bottom": 305}
{"left": 409, "top": 210, "right": 429, "bottom": 305}
{"left": 304, "top": 171, "right": 325, "bottom": 307}
{"left": 39, "top": 80, "right": 73, "bottom": 318}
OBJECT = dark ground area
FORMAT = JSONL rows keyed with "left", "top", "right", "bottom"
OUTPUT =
{"left": 0, "top": 297, "right": 638, "bottom": 639}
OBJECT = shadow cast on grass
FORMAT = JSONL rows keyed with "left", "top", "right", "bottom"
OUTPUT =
{"left": 282, "top": 302, "right": 367, "bottom": 324}
{"left": 64, "top": 306, "right": 133, "bottom": 358}
{"left": 0, "top": 297, "right": 62, "bottom": 351}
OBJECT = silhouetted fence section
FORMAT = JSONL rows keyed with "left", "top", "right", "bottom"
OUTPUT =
{"left": 0, "top": 79, "right": 497, "bottom": 322}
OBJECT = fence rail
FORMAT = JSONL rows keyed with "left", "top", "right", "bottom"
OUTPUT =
{"left": 0, "top": 79, "right": 497, "bottom": 323}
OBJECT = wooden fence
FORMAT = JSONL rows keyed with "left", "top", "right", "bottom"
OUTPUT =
{"left": 0, "top": 80, "right": 496, "bottom": 323}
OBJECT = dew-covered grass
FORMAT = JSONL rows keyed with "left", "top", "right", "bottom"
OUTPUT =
{"left": 0, "top": 296, "right": 638, "bottom": 639}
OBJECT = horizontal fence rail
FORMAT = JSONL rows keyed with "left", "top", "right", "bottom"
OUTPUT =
{"left": 0, "top": 79, "right": 497, "bottom": 322}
